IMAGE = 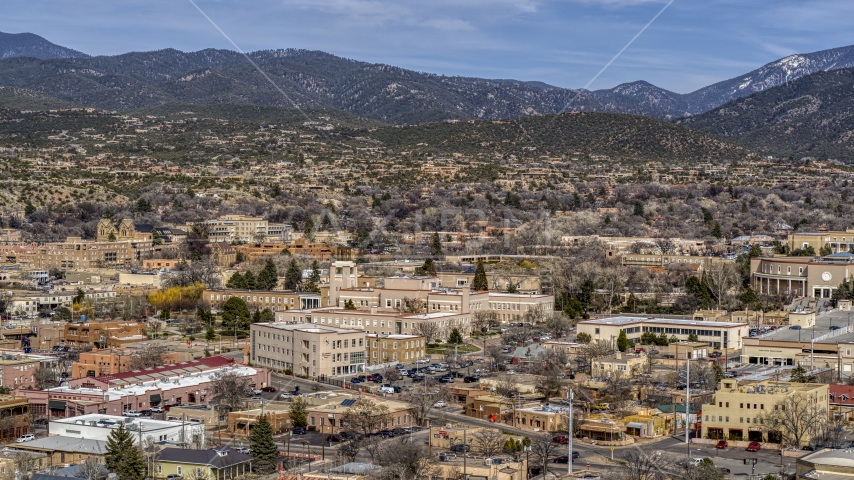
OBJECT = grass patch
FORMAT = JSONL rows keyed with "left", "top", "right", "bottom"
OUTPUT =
{"left": 426, "top": 343, "right": 481, "bottom": 355}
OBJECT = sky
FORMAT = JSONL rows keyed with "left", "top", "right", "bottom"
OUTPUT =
{"left": 3, "top": 0, "right": 854, "bottom": 93}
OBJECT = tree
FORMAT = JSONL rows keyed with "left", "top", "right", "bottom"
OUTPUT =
{"left": 54, "top": 306, "right": 72, "bottom": 322}
{"left": 344, "top": 299, "right": 357, "bottom": 310}
{"left": 710, "top": 221, "right": 723, "bottom": 239}
{"left": 290, "top": 396, "right": 309, "bottom": 428}
{"left": 529, "top": 433, "right": 560, "bottom": 477}
{"left": 205, "top": 326, "right": 216, "bottom": 343}
{"left": 447, "top": 328, "right": 464, "bottom": 345}
{"left": 75, "top": 456, "right": 107, "bottom": 480}
{"left": 472, "top": 310, "right": 498, "bottom": 334}
{"left": 243, "top": 270, "right": 257, "bottom": 290}
{"left": 704, "top": 261, "right": 736, "bottom": 310}
{"left": 249, "top": 414, "right": 278, "bottom": 474}
{"left": 341, "top": 399, "right": 392, "bottom": 436}
{"left": 105, "top": 425, "right": 146, "bottom": 480}
{"left": 615, "top": 450, "right": 672, "bottom": 480}
{"left": 226, "top": 272, "right": 247, "bottom": 289}
{"left": 789, "top": 364, "right": 815, "bottom": 383}
{"left": 208, "top": 371, "right": 250, "bottom": 413}
{"left": 687, "top": 333, "right": 699, "bottom": 342}
{"left": 256, "top": 259, "right": 279, "bottom": 290}
{"left": 633, "top": 201, "right": 644, "bottom": 216}
{"left": 375, "top": 440, "right": 436, "bottom": 480}
{"left": 543, "top": 314, "right": 572, "bottom": 339}
{"left": 472, "top": 430, "right": 506, "bottom": 457}
{"left": 430, "top": 232, "right": 443, "bottom": 257}
{"left": 221, "top": 297, "right": 251, "bottom": 332}
{"left": 421, "top": 258, "right": 437, "bottom": 276}
{"left": 128, "top": 345, "right": 167, "bottom": 370}
{"left": 472, "top": 261, "right": 488, "bottom": 291}
{"left": 616, "top": 330, "right": 629, "bottom": 352}
{"left": 576, "top": 332, "right": 591, "bottom": 343}
{"left": 414, "top": 321, "right": 441, "bottom": 345}
{"left": 284, "top": 258, "right": 303, "bottom": 291}
{"left": 760, "top": 393, "right": 828, "bottom": 448}
{"left": 820, "top": 243, "right": 833, "bottom": 256}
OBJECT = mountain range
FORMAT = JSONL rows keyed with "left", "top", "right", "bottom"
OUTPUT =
{"left": 3, "top": 32, "right": 854, "bottom": 125}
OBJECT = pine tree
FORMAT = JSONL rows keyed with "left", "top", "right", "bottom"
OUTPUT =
{"left": 448, "top": 328, "right": 464, "bottom": 345}
{"left": 472, "top": 261, "right": 489, "bottom": 291}
{"left": 243, "top": 271, "right": 257, "bottom": 290}
{"left": 284, "top": 259, "right": 303, "bottom": 291}
{"left": 105, "top": 424, "right": 146, "bottom": 480}
{"left": 431, "top": 232, "right": 443, "bottom": 257}
{"left": 250, "top": 414, "right": 278, "bottom": 474}
{"left": 422, "top": 258, "right": 437, "bottom": 276}
{"left": 633, "top": 201, "right": 644, "bottom": 216}
{"left": 290, "top": 397, "right": 309, "bottom": 428}
{"left": 616, "top": 330, "right": 629, "bottom": 352}
{"left": 226, "top": 272, "right": 246, "bottom": 289}
{"left": 257, "top": 259, "right": 278, "bottom": 290}
{"left": 309, "top": 260, "right": 321, "bottom": 283}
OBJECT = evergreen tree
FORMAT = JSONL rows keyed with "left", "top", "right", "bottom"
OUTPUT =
{"left": 616, "top": 330, "right": 629, "bottom": 352}
{"left": 290, "top": 397, "right": 309, "bottom": 428}
{"left": 430, "top": 232, "right": 443, "bottom": 257}
{"left": 633, "top": 201, "right": 644, "bottom": 216}
{"left": 243, "top": 270, "right": 257, "bottom": 290}
{"left": 344, "top": 299, "right": 357, "bottom": 310}
{"left": 226, "top": 272, "right": 244, "bottom": 289}
{"left": 309, "top": 260, "right": 321, "bottom": 283}
{"left": 748, "top": 243, "right": 762, "bottom": 258}
{"left": 284, "top": 259, "right": 303, "bottom": 291}
{"left": 710, "top": 221, "right": 723, "bottom": 239}
{"left": 105, "top": 424, "right": 146, "bottom": 480}
{"left": 820, "top": 243, "right": 833, "bottom": 256}
{"left": 422, "top": 258, "right": 437, "bottom": 276}
{"left": 789, "top": 364, "right": 815, "bottom": 383}
{"left": 472, "top": 261, "right": 489, "bottom": 291}
{"left": 448, "top": 328, "right": 464, "bottom": 345}
{"left": 205, "top": 326, "right": 217, "bottom": 343}
{"left": 221, "top": 297, "right": 251, "bottom": 331}
{"left": 256, "top": 259, "right": 279, "bottom": 290}
{"left": 687, "top": 333, "right": 699, "bottom": 342}
{"left": 250, "top": 414, "right": 278, "bottom": 474}
{"left": 576, "top": 332, "right": 591, "bottom": 343}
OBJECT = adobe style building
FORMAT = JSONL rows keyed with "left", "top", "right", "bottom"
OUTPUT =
{"left": 365, "top": 334, "right": 426, "bottom": 365}
{"left": 577, "top": 316, "right": 748, "bottom": 350}
{"left": 750, "top": 252, "right": 854, "bottom": 298}
{"left": 249, "top": 322, "right": 366, "bottom": 377}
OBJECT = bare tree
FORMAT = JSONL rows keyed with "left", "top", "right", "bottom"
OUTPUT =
{"left": 472, "top": 310, "right": 499, "bottom": 334}
{"left": 382, "top": 367, "right": 403, "bottom": 384}
{"left": 413, "top": 321, "right": 440, "bottom": 345}
{"left": 576, "top": 340, "right": 613, "bottom": 374}
{"left": 600, "top": 371, "right": 634, "bottom": 416}
{"left": 472, "top": 429, "right": 507, "bottom": 457}
{"left": 760, "top": 392, "right": 828, "bottom": 448}
{"left": 162, "top": 259, "right": 221, "bottom": 289}
{"left": 495, "top": 374, "right": 518, "bottom": 398}
{"left": 543, "top": 313, "right": 572, "bottom": 339}
{"left": 704, "top": 260, "right": 736, "bottom": 310}
{"left": 128, "top": 345, "right": 168, "bottom": 371}
{"left": 375, "top": 441, "right": 438, "bottom": 480}
{"left": 75, "top": 457, "right": 107, "bottom": 480}
{"left": 529, "top": 433, "right": 560, "bottom": 476}
{"left": 395, "top": 297, "right": 426, "bottom": 314}
{"left": 208, "top": 371, "right": 250, "bottom": 413}
{"left": 615, "top": 450, "right": 674, "bottom": 480}
{"left": 341, "top": 399, "right": 392, "bottom": 435}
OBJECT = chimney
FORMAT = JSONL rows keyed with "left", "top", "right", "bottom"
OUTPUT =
{"left": 614, "top": 352, "right": 621, "bottom": 360}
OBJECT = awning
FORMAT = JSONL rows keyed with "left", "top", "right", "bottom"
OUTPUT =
{"left": 150, "top": 394, "right": 161, "bottom": 403}
{"left": 626, "top": 422, "right": 645, "bottom": 429}
{"left": 48, "top": 400, "right": 66, "bottom": 410}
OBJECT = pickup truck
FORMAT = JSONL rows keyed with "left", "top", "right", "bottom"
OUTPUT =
{"left": 123, "top": 411, "right": 142, "bottom": 417}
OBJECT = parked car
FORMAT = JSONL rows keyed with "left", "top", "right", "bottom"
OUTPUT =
{"left": 379, "top": 386, "right": 395, "bottom": 394}
{"left": 433, "top": 401, "right": 447, "bottom": 408}
{"left": 552, "top": 453, "right": 578, "bottom": 463}
{"left": 351, "top": 378, "right": 362, "bottom": 384}
{"left": 234, "top": 447, "right": 250, "bottom": 454}
{"left": 709, "top": 352, "right": 722, "bottom": 358}
{"left": 439, "top": 375, "right": 455, "bottom": 383}
{"left": 716, "top": 440, "right": 728, "bottom": 449}
{"left": 415, "top": 358, "right": 430, "bottom": 364}
{"left": 250, "top": 388, "right": 263, "bottom": 395}
{"left": 327, "top": 434, "right": 345, "bottom": 442}
{"left": 280, "top": 392, "right": 293, "bottom": 399}
{"left": 166, "top": 474, "right": 183, "bottom": 480}
{"left": 377, "top": 430, "right": 395, "bottom": 438}
{"left": 150, "top": 406, "right": 164, "bottom": 413}
{"left": 790, "top": 325, "right": 802, "bottom": 330}
{"left": 16, "top": 434, "right": 35, "bottom": 443}
{"left": 292, "top": 427, "right": 306, "bottom": 435}
{"left": 450, "top": 444, "right": 470, "bottom": 453}
{"left": 463, "top": 376, "right": 479, "bottom": 383}
{"left": 552, "top": 435, "right": 569, "bottom": 444}
{"left": 373, "top": 374, "right": 383, "bottom": 382}
{"left": 261, "top": 386, "right": 278, "bottom": 392}
{"left": 366, "top": 374, "right": 377, "bottom": 382}
{"left": 123, "top": 410, "right": 142, "bottom": 417}
{"left": 746, "top": 441, "right": 761, "bottom": 452}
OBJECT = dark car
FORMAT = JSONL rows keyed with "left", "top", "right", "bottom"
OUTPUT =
{"left": 366, "top": 374, "right": 377, "bottom": 382}
{"left": 139, "top": 410, "right": 152, "bottom": 417}
{"left": 351, "top": 378, "right": 362, "bottom": 384}
{"left": 261, "top": 386, "right": 278, "bottom": 392}
{"left": 552, "top": 452, "right": 579, "bottom": 463}
{"left": 373, "top": 374, "right": 383, "bottom": 382}
{"left": 463, "top": 376, "right": 479, "bottom": 383}
{"left": 292, "top": 427, "right": 306, "bottom": 435}
{"left": 340, "top": 431, "right": 363, "bottom": 440}
{"left": 411, "top": 376, "right": 425, "bottom": 382}
{"left": 377, "top": 430, "right": 395, "bottom": 438}
{"left": 450, "top": 444, "right": 470, "bottom": 453}
{"left": 327, "top": 434, "right": 345, "bottom": 442}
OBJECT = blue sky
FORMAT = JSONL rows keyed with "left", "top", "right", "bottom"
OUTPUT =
{"left": 3, "top": 0, "right": 854, "bottom": 93}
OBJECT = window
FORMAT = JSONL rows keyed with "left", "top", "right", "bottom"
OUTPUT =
{"left": 177, "top": 467, "right": 183, "bottom": 476}
{"left": 157, "top": 466, "right": 162, "bottom": 474}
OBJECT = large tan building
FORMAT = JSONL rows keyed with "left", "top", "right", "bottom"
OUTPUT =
{"left": 184, "top": 215, "right": 291, "bottom": 244}
{"left": 365, "top": 334, "right": 426, "bottom": 365}
{"left": 70, "top": 349, "right": 181, "bottom": 379}
{"left": 235, "top": 239, "right": 353, "bottom": 262}
{"left": 204, "top": 289, "right": 322, "bottom": 316}
{"left": 577, "top": 316, "right": 748, "bottom": 350}
{"left": 701, "top": 379, "right": 828, "bottom": 445}
{"left": 249, "top": 322, "right": 366, "bottom": 377}
{"left": 787, "top": 230, "right": 854, "bottom": 254}
{"left": 750, "top": 253, "right": 854, "bottom": 298}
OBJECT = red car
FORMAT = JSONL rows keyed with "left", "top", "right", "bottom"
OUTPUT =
{"left": 552, "top": 435, "right": 569, "bottom": 444}
{"left": 261, "top": 386, "right": 277, "bottom": 392}
{"left": 716, "top": 440, "right": 728, "bottom": 449}
{"left": 746, "top": 441, "right": 761, "bottom": 452}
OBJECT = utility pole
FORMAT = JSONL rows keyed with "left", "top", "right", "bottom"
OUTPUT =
{"left": 568, "top": 389, "right": 573, "bottom": 475}
{"left": 685, "top": 350, "right": 690, "bottom": 456}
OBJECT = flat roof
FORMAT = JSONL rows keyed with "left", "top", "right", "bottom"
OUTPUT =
{"left": 51, "top": 413, "right": 190, "bottom": 430}
{"left": 15, "top": 436, "right": 107, "bottom": 455}
{"left": 580, "top": 316, "right": 747, "bottom": 328}
{"left": 802, "top": 448, "right": 854, "bottom": 468}
{"left": 257, "top": 322, "right": 363, "bottom": 335}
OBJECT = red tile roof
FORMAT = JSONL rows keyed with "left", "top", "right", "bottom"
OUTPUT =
{"left": 93, "top": 355, "right": 235, "bottom": 384}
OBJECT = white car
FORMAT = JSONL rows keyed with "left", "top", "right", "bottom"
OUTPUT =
{"left": 415, "top": 358, "right": 430, "bottom": 364}
{"left": 280, "top": 392, "right": 293, "bottom": 399}
{"left": 150, "top": 406, "right": 164, "bottom": 413}
{"left": 433, "top": 401, "right": 447, "bottom": 408}
{"left": 250, "top": 388, "right": 263, "bottom": 395}
{"left": 123, "top": 411, "right": 142, "bottom": 417}
{"left": 16, "top": 434, "right": 35, "bottom": 443}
